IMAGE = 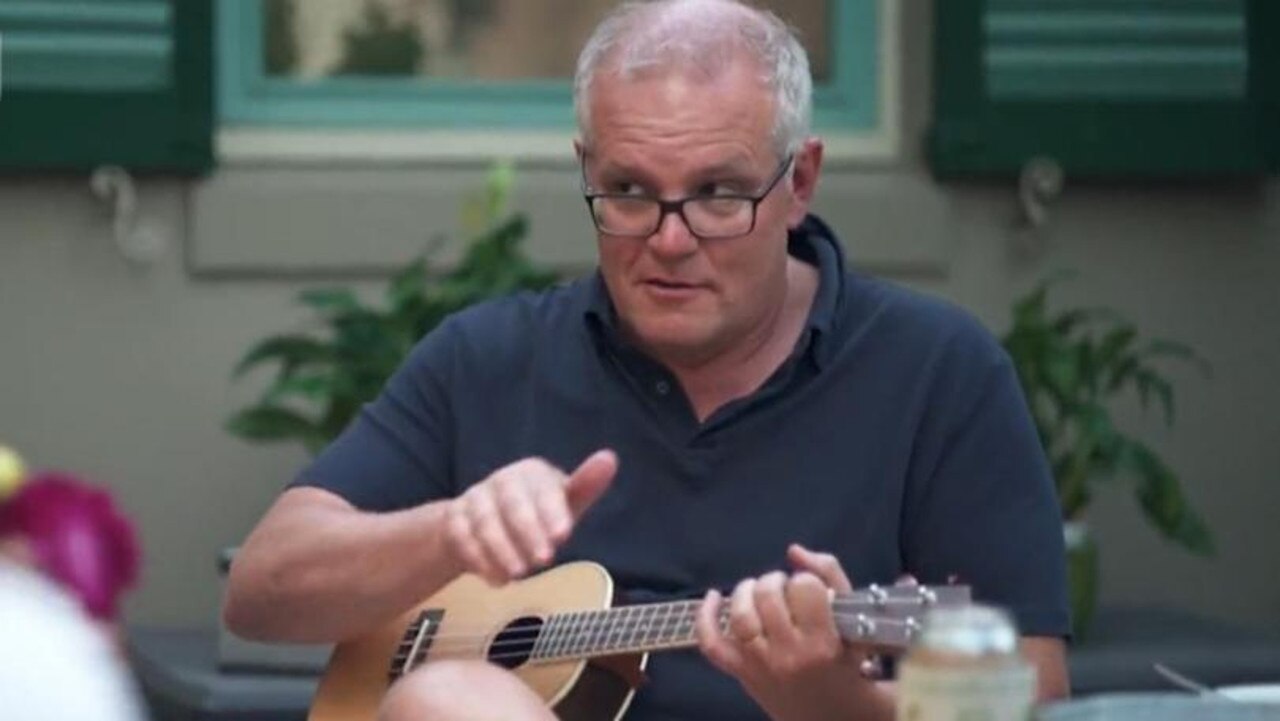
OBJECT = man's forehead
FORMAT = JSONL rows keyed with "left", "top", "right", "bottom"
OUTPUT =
{"left": 583, "top": 70, "right": 775, "bottom": 159}
{"left": 594, "top": 47, "right": 773, "bottom": 97}
{"left": 587, "top": 151, "right": 760, "bottom": 175}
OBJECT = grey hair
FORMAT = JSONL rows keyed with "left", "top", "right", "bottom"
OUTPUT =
{"left": 573, "top": 0, "right": 813, "bottom": 158}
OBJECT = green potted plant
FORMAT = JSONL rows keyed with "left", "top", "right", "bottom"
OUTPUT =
{"left": 1001, "top": 274, "right": 1214, "bottom": 638}
{"left": 226, "top": 163, "right": 558, "bottom": 454}
{"left": 219, "top": 165, "right": 556, "bottom": 671}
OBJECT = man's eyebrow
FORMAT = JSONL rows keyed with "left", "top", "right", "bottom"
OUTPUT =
{"left": 584, "top": 155, "right": 649, "bottom": 179}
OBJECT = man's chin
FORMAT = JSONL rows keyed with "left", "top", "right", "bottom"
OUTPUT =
{"left": 628, "top": 324, "right": 722, "bottom": 363}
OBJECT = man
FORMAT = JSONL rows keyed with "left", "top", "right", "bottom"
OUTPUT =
{"left": 224, "top": 1, "right": 1071, "bottom": 719}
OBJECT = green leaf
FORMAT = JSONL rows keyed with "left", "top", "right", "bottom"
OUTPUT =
{"left": 225, "top": 405, "right": 326, "bottom": 449}
{"left": 298, "top": 288, "right": 361, "bottom": 314}
{"left": 333, "top": 310, "right": 400, "bottom": 366}
{"left": 264, "top": 373, "right": 335, "bottom": 404}
{"left": 1135, "top": 369, "right": 1177, "bottom": 425}
{"left": 233, "top": 335, "right": 332, "bottom": 378}
{"left": 1094, "top": 324, "right": 1137, "bottom": 371}
{"left": 461, "top": 162, "right": 516, "bottom": 236}
{"left": 1043, "top": 352, "right": 1079, "bottom": 406}
{"left": 1141, "top": 338, "right": 1213, "bottom": 377}
{"left": 1050, "top": 306, "right": 1119, "bottom": 336}
{"left": 387, "top": 257, "right": 430, "bottom": 312}
{"left": 1011, "top": 283, "right": 1049, "bottom": 329}
{"left": 1130, "top": 444, "right": 1215, "bottom": 555}
{"left": 1105, "top": 355, "right": 1139, "bottom": 393}
{"left": 1080, "top": 405, "right": 1121, "bottom": 469}
{"left": 1053, "top": 450, "right": 1090, "bottom": 518}
{"left": 484, "top": 161, "right": 515, "bottom": 223}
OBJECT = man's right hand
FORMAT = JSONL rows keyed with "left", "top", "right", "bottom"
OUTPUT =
{"left": 441, "top": 449, "right": 617, "bottom": 585}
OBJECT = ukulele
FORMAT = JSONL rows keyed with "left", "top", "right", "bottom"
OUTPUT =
{"left": 308, "top": 561, "right": 971, "bottom": 721}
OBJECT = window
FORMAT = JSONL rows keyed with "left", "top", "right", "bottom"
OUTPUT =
{"left": 930, "top": 0, "right": 1279, "bottom": 178}
{"left": 0, "top": 0, "right": 212, "bottom": 172}
{"left": 217, "top": 0, "right": 895, "bottom": 160}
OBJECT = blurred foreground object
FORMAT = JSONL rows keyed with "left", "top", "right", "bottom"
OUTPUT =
{"left": 0, "top": 562, "right": 146, "bottom": 720}
{"left": 0, "top": 471, "right": 141, "bottom": 621}
{"left": 898, "top": 604, "right": 1035, "bottom": 721}
{"left": 0, "top": 445, "right": 27, "bottom": 498}
{"left": 1038, "top": 692, "right": 1275, "bottom": 720}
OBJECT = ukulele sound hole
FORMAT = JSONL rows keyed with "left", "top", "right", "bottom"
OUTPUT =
{"left": 489, "top": 616, "right": 543, "bottom": 669}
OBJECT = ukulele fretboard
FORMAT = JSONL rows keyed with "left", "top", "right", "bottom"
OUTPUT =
{"left": 532, "top": 600, "right": 708, "bottom": 660}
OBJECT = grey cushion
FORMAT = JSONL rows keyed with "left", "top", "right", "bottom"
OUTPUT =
{"left": 128, "top": 627, "right": 316, "bottom": 721}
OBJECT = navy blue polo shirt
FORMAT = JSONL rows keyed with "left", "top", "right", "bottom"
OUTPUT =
{"left": 297, "top": 215, "right": 1070, "bottom": 721}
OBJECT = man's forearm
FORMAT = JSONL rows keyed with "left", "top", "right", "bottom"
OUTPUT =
{"left": 223, "top": 489, "right": 461, "bottom": 643}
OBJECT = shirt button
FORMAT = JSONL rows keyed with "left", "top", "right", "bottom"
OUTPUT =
{"left": 654, "top": 380, "right": 670, "bottom": 395}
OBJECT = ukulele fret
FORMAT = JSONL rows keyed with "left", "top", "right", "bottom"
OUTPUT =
{"left": 546, "top": 612, "right": 568, "bottom": 660}
{"left": 637, "top": 603, "right": 659, "bottom": 648}
{"left": 554, "top": 611, "right": 577, "bottom": 659}
{"left": 535, "top": 609, "right": 565, "bottom": 660}
{"left": 563, "top": 610, "right": 586, "bottom": 658}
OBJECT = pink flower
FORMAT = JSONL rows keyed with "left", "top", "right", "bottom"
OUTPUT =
{"left": 0, "top": 473, "right": 140, "bottom": 621}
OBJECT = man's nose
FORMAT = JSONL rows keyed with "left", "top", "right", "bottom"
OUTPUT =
{"left": 647, "top": 208, "right": 699, "bottom": 257}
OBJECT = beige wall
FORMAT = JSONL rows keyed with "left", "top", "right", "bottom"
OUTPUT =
{"left": 1, "top": 0, "right": 1277, "bottom": 632}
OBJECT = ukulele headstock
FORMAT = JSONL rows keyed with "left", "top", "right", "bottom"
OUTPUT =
{"left": 833, "top": 583, "right": 971, "bottom": 649}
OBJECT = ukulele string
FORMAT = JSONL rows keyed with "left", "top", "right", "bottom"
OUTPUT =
{"left": 413, "top": 612, "right": 913, "bottom": 665}
{"left": 390, "top": 598, "right": 923, "bottom": 647}
{"left": 416, "top": 612, "right": 921, "bottom": 659}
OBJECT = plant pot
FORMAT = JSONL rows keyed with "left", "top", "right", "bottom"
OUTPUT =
{"left": 1063, "top": 520, "right": 1099, "bottom": 640}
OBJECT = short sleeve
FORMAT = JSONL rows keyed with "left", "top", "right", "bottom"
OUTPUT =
{"left": 290, "top": 323, "right": 457, "bottom": 512}
{"left": 902, "top": 329, "right": 1071, "bottom": 639}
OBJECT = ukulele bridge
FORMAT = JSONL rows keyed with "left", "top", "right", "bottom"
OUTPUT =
{"left": 388, "top": 608, "right": 445, "bottom": 683}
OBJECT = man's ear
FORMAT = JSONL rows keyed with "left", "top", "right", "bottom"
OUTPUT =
{"left": 787, "top": 137, "right": 824, "bottom": 228}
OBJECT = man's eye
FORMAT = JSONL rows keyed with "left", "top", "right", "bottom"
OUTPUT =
{"left": 695, "top": 182, "right": 743, "bottom": 197}
{"left": 609, "top": 182, "right": 646, "bottom": 195}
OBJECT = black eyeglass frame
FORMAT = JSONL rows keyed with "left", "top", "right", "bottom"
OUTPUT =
{"left": 580, "top": 154, "right": 795, "bottom": 240}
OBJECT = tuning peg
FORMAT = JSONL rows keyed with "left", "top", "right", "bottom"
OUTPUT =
{"left": 867, "top": 584, "right": 889, "bottom": 607}
{"left": 855, "top": 614, "right": 877, "bottom": 638}
{"left": 905, "top": 617, "right": 922, "bottom": 641}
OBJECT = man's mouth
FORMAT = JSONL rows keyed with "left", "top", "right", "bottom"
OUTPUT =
{"left": 641, "top": 278, "right": 706, "bottom": 299}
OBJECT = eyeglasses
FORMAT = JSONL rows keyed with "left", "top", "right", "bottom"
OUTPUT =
{"left": 582, "top": 155, "right": 794, "bottom": 240}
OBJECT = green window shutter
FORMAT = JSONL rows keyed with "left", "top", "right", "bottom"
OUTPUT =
{"left": 1254, "top": 1, "right": 1280, "bottom": 170}
{"left": 0, "top": 0, "right": 213, "bottom": 173}
{"left": 931, "top": 0, "right": 1278, "bottom": 178}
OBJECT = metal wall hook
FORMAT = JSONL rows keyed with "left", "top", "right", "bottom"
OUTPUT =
{"left": 1017, "top": 155, "right": 1065, "bottom": 229}
{"left": 89, "top": 165, "right": 166, "bottom": 266}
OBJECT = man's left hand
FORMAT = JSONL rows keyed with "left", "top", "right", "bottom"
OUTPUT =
{"left": 695, "top": 544, "right": 894, "bottom": 721}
